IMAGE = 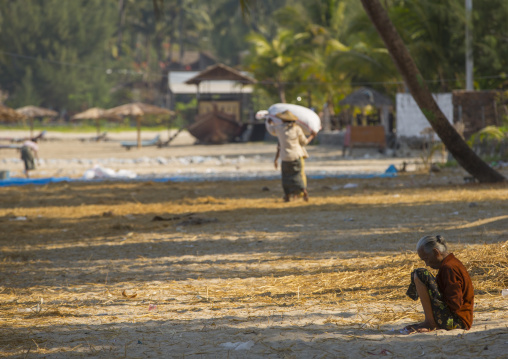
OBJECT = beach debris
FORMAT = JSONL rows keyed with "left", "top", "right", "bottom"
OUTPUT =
{"left": 111, "top": 223, "right": 133, "bottom": 231}
{"left": 344, "top": 218, "right": 354, "bottom": 222}
{"left": 177, "top": 216, "right": 218, "bottom": 226}
{"left": 156, "top": 156, "right": 167, "bottom": 165}
{"left": 148, "top": 304, "right": 157, "bottom": 311}
{"left": 367, "top": 348, "right": 392, "bottom": 355}
{"left": 219, "top": 341, "right": 255, "bottom": 351}
{"left": 385, "top": 164, "right": 398, "bottom": 174}
{"left": 17, "top": 308, "right": 33, "bottom": 313}
{"left": 464, "top": 176, "right": 476, "bottom": 183}
{"left": 430, "top": 164, "right": 441, "bottom": 173}
{"left": 82, "top": 165, "right": 137, "bottom": 180}
{"left": 10, "top": 216, "right": 27, "bottom": 221}
{"left": 502, "top": 289, "right": 508, "bottom": 297}
{"left": 151, "top": 213, "right": 195, "bottom": 222}
{"left": 343, "top": 183, "right": 358, "bottom": 189}
{"left": 398, "top": 161, "right": 407, "bottom": 172}
{"left": 134, "top": 157, "right": 150, "bottom": 164}
{"left": 122, "top": 290, "right": 137, "bottom": 299}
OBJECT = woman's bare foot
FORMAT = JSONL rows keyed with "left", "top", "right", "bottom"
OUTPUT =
{"left": 403, "top": 321, "right": 437, "bottom": 334}
{"left": 302, "top": 189, "right": 309, "bottom": 202}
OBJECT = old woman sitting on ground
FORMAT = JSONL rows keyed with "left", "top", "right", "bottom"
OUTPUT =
{"left": 404, "top": 235, "right": 474, "bottom": 333}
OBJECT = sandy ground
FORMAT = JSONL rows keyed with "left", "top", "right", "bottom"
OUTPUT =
{"left": 0, "top": 130, "right": 507, "bottom": 358}
{"left": 1, "top": 130, "right": 425, "bottom": 180}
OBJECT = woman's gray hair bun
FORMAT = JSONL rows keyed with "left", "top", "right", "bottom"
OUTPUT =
{"left": 417, "top": 235, "right": 448, "bottom": 253}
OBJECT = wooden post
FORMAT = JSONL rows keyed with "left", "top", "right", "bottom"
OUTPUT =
{"left": 30, "top": 118, "right": 34, "bottom": 139}
{"left": 137, "top": 116, "right": 141, "bottom": 149}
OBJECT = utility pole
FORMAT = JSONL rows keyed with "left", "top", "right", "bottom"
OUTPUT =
{"left": 465, "top": 0, "right": 473, "bottom": 90}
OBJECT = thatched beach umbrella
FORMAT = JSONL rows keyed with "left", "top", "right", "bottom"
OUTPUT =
{"left": 16, "top": 106, "right": 58, "bottom": 137}
{"left": 0, "top": 105, "right": 24, "bottom": 123}
{"left": 339, "top": 88, "right": 393, "bottom": 108}
{"left": 105, "top": 102, "right": 173, "bottom": 148}
{"left": 71, "top": 107, "right": 122, "bottom": 138}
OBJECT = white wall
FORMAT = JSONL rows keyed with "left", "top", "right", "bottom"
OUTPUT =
{"left": 396, "top": 93, "right": 453, "bottom": 139}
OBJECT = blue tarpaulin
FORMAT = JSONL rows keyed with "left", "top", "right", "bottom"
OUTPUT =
{"left": 0, "top": 177, "right": 72, "bottom": 187}
{"left": 0, "top": 170, "right": 397, "bottom": 187}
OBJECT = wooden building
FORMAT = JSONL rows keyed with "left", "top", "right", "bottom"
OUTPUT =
{"left": 182, "top": 64, "right": 256, "bottom": 144}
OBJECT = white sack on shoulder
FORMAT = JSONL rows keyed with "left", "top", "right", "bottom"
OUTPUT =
{"left": 265, "top": 103, "right": 321, "bottom": 136}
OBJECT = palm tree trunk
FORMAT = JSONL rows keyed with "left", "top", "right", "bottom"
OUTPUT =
{"left": 277, "top": 80, "right": 286, "bottom": 103}
{"left": 117, "top": 0, "right": 126, "bottom": 56}
{"left": 178, "top": 0, "right": 184, "bottom": 69}
{"left": 360, "top": 0, "right": 504, "bottom": 183}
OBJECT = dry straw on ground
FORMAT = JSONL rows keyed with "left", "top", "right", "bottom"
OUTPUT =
{"left": 1, "top": 174, "right": 507, "bottom": 357}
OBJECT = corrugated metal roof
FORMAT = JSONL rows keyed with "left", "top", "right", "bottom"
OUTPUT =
{"left": 184, "top": 64, "right": 256, "bottom": 85}
{"left": 168, "top": 71, "right": 253, "bottom": 94}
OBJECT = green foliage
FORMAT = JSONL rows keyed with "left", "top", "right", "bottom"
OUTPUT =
{"left": 0, "top": 0, "right": 117, "bottom": 111}
{"left": 2, "top": 0, "right": 508, "bottom": 116}
{"left": 14, "top": 68, "right": 41, "bottom": 107}
{"left": 244, "top": 0, "right": 400, "bottom": 113}
{"left": 467, "top": 126, "right": 508, "bottom": 162}
{"left": 387, "top": 0, "right": 508, "bottom": 91}
{"left": 209, "top": 0, "right": 292, "bottom": 65}
{"left": 468, "top": 126, "right": 507, "bottom": 145}
{"left": 173, "top": 98, "right": 198, "bottom": 128}
{"left": 420, "top": 142, "right": 446, "bottom": 170}
{"left": 245, "top": 28, "right": 309, "bottom": 103}
{"left": 437, "top": 159, "right": 458, "bottom": 169}
{"left": 243, "top": 0, "right": 508, "bottom": 119}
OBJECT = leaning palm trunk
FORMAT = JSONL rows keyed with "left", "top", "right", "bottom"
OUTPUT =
{"left": 360, "top": 0, "right": 505, "bottom": 183}
{"left": 277, "top": 81, "right": 286, "bottom": 103}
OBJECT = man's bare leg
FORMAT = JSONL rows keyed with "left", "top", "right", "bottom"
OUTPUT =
{"left": 405, "top": 273, "right": 437, "bottom": 333}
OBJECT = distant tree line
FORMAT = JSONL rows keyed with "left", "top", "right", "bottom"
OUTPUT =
{"left": 0, "top": 0, "right": 507, "bottom": 114}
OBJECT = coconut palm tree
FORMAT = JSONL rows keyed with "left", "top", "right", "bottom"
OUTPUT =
{"left": 360, "top": 0, "right": 504, "bottom": 183}
{"left": 274, "top": 1, "right": 351, "bottom": 119}
{"left": 387, "top": 0, "right": 464, "bottom": 92}
{"left": 245, "top": 29, "right": 308, "bottom": 103}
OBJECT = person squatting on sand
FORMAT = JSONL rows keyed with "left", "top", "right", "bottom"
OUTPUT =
{"left": 404, "top": 235, "right": 474, "bottom": 333}
{"left": 269, "top": 110, "right": 316, "bottom": 202}
{"left": 20, "top": 138, "right": 40, "bottom": 178}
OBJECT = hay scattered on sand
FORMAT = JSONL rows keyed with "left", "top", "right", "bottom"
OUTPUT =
{"left": 1, "top": 176, "right": 507, "bottom": 357}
